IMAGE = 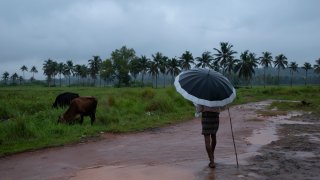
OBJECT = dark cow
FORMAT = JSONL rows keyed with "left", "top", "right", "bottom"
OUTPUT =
{"left": 58, "top": 96, "right": 98, "bottom": 125}
{"left": 52, "top": 92, "right": 79, "bottom": 108}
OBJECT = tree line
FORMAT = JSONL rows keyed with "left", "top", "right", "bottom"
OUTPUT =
{"left": 1, "top": 42, "right": 320, "bottom": 87}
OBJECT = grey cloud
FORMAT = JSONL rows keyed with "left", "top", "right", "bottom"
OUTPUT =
{"left": 1, "top": 0, "right": 320, "bottom": 78}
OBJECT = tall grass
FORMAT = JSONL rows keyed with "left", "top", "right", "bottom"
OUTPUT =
{"left": 0, "top": 86, "right": 194, "bottom": 156}
{"left": 0, "top": 85, "right": 319, "bottom": 156}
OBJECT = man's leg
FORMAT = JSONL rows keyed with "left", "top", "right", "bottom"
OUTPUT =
{"left": 204, "top": 135, "right": 214, "bottom": 168}
{"left": 211, "top": 134, "right": 217, "bottom": 164}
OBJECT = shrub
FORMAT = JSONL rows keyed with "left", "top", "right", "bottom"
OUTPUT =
{"left": 141, "top": 88, "right": 156, "bottom": 99}
{"left": 107, "top": 96, "right": 116, "bottom": 106}
{"left": 145, "top": 98, "right": 174, "bottom": 113}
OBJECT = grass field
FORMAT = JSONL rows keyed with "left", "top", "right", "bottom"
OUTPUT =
{"left": 0, "top": 85, "right": 319, "bottom": 156}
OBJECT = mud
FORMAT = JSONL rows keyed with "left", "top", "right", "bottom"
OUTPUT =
{"left": 244, "top": 113, "right": 320, "bottom": 180}
{"left": 0, "top": 100, "right": 319, "bottom": 179}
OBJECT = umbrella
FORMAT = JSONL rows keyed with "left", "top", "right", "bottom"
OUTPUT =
{"left": 174, "top": 68, "right": 236, "bottom": 107}
{"left": 174, "top": 68, "right": 239, "bottom": 168}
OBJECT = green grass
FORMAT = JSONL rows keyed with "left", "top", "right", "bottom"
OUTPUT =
{"left": 0, "top": 85, "right": 319, "bottom": 156}
{"left": 0, "top": 86, "right": 194, "bottom": 156}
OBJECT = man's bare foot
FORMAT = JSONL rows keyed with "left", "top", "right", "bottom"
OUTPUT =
{"left": 208, "top": 162, "right": 216, "bottom": 168}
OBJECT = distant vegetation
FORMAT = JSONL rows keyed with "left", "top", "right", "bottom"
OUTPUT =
{"left": 0, "top": 85, "right": 319, "bottom": 156}
{"left": 1, "top": 43, "right": 320, "bottom": 87}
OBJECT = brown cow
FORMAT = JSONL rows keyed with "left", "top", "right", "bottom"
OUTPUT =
{"left": 58, "top": 96, "right": 98, "bottom": 125}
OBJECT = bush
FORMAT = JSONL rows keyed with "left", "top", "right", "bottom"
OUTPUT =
{"left": 107, "top": 96, "right": 116, "bottom": 106}
{"left": 145, "top": 98, "right": 174, "bottom": 113}
{"left": 141, "top": 88, "right": 156, "bottom": 99}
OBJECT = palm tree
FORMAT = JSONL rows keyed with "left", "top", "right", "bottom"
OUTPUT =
{"left": 139, "top": 55, "right": 150, "bottom": 87}
{"left": 51, "top": 61, "right": 58, "bottom": 86}
{"left": 88, "top": 56, "right": 102, "bottom": 86}
{"left": 302, "top": 62, "right": 312, "bottom": 86}
{"left": 314, "top": 58, "right": 320, "bottom": 75}
{"left": 73, "top": 64, "right": 82, "bottom": 85}
{"left": 64, "top": 60, "right": 73, "bottom": 86}
{"left": 151, "top": 52, "right": 163, "bottom": 88}
{"left": 148, "top": 61, "right": 159, "bottom": 88}
{"left": 2, "top": 72, "right": 9, "bottom": 84}
{"left": 274, "top": 54, "right": 288, "bottom": 86}
{"left": 30, "top": 66, "right": 38, "bottom": 81}
{"left": 19, "top": 76, "right": 23, "bottom": 85}
{"left": 20, "top": 65, "right": 28, "bottom": 82}
{"left": 195, "top": 51, "right": 214, "bottom": 69}
{"left": 43, "top": 59, "right": 55, "bottom": 86}
{"left": 11, "top": 73, "right": 19, "bottom": 84}
{"left": 57, "top": 62, "right": 64, "bottom": 87}
{"left": 235, "top": 50, "right": 258, "bottom": 86}
{"left": 179, "top": 51, "right": 194, "bottom": 70}
{"left": 213, "top": 42, "right": 237, "bottom": 73}
{"left": 129, "top": 57, "right": 141, "bottom": 82}
{"left": 79, "top": 64, "right": 89, "bottom": 86}
{"left": 160, "top": 56, "right": 168, "bottom": 88}
{"left": 259, "top": 51, "right": 273, "bottom": 88}
{"left": 166, "top": 57, "right": 181, "bottom": 84}
{"left": 288, "top": 62, "right": 298, "bottom": 87}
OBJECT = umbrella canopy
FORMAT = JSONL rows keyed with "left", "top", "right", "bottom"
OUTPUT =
{"left": 174, "top": 68, "right": 236, "bottom": 107}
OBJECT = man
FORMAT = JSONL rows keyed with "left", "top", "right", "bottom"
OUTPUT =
{"left": 196, "top": 104, "right": 225, "bottom": 168}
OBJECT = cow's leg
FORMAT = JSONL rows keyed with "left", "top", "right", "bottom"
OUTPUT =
{"left": 90, "top": 113, "right": 95, "bottom": 125}
{"left": 80, "top": 115, "right": 84, "bottom": 124}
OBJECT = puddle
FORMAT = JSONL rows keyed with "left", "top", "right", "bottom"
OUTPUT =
{"left": 246, "top": 127, "right": 278, "bottom": 146}
{"left": 246, "top": 111, "right": 308, "bottom": 148}
{"left": 70, "top": 165, "right": 195, "bottom": 180}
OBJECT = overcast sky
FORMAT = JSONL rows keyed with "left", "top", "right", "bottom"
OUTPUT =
{"left": 1, "top": 0, "right": 320, "bottom": 79}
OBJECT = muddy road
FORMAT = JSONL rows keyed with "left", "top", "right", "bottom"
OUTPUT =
{"left": 1, "top": 101, "right": 319, "bottom": 179}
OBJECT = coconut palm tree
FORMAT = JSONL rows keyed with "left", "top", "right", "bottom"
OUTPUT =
{"left": 73, "top": 64, "right": 82, "bottom": 85}
{"left": 138, "top": 55, "right": 150, "bottom": 87}
{"left": 160, "top": 56, "right": 168, "bottom": 88}
{"left": 2, "top": 71, "right": 9, "bottom": 84}
{"left": 213, "top": 42, "right": 237, "bottom": 73}
{"left": 288, "top": 62, "right": 298, "bottom": 87}
{"left": 274, "top": 54, "right": 288, "bottom": 86}
{"left": 179, "top": 51, "right": 194, "bottom": 70}
{"left": 20, "top": 65, "right": 28, "bottom": 82}
{"left": 11, "top": 73, "right": 19, "bottom": 84}
{"left": 57, "top": 62, "right": 64, "bottom": 87}
{"left": 129, "top": 57, "right": 141, "bottom": 82}
{"left": 19, "top": 76, "right": 23, "bottom": 85}
{"left": 259, "top": 51, "right": 273, "bottom": 88}
{"left": 166, "top": 57, "right": 181, "bottom": 84}
{"left": 79, "top": 64, "right": 89, "bottom": 86}
{"left": 88, "top": 56, "right": 102, "bottom": 86}
{"left": 235, "top": 50, "right": 258, "bottom": 86}
{"left": 302, "top": 62, "right": 312, "bottom": 86}
{"left": 195, "top": 51, "right": 214, "bottom": 69}
{"left": 43, "top": 59, "right": 55, "bottom": 86}
{"left": 30, "top": 66, "right": 38, "bottom": 81}
{"left": 151, "top": 52, "right": 163, "bottom": 88}
{"left": 314, "top": 58, "right": 320, "bottom": 75}
{"left": 148, "top": 61, "right": 159, "bottom": 88}
{"left": 63, "top": 60, "right": 73, "bottom": 86}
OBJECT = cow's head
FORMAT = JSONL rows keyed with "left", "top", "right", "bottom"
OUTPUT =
{"left": 57, "top": 115, "right": 66, "bottom": 124}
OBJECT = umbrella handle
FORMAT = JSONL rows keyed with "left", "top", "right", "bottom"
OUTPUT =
{"left": 228, "top": 107, "right": 239, "bottom": 168}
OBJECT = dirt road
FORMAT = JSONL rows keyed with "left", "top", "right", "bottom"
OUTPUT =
{"left": 1, "top": 101, "right": 319, "bottom": 179}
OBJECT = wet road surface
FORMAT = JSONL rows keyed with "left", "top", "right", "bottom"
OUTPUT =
{"left": 0, "top": 101, "right": 275, "bottom": 180}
